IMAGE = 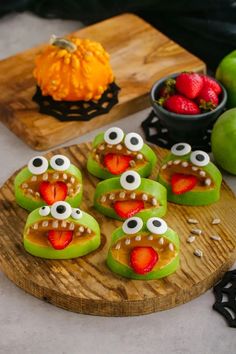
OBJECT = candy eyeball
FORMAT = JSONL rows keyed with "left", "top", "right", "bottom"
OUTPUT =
{"left": 122, "top": 217, "right": 143, "bottom": 234}
{"left": 104, "top": 127, "right": 124, "bottom": 145}
{"left": 71, "top": 208, "right": 83, "bottom": 220}
{"left": 190, "top": 150, "right": 210, "bottom": 167}
{"left": 28, "top": 156, "right": 48, "bottom": 175}
{"left": 171, "top": 143, "right": 191, "bottom": 156}
{"left": 50, "top": 155, "right": 70, "bottom": 171}
{"left": 124, "top": 132, "right": 144, "bottom": 151}
{"left": 147, "top": 217, "right": 168, "bottom": 235}
{"left": 120, "top": 171, "right": 141, "bottom": 190}
{"left": 50, "top": 201, "right": 72, "bottom": 220}
{"left": 39, "top": 205, "right": 51, "bottom": 217}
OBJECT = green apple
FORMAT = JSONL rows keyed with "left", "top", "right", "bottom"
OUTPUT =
{"left": 211, "top": 108, "right": 236, "bottom": 175}
{"left": 216, "top": 50, "right": 236, "bottom": 108}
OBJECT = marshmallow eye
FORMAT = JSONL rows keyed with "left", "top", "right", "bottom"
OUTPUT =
{"left": 120, "top": 171, "right": 141, "bottom": 190}
{"left": 104, "top": 127, "right": 124, "bottom": 145}
{"left": 147, "top": 217, "right": 168, "bottom": 235}
{"left": 171, "top": 143, "right": 191, "bottom": 156}
{"left": 39, "top": 206, "right": 51, "bottom": 217}
{"left": 28, "top": 156, "right": 48, "bottom": 175}
{"left": 50, "top": 201, "right": 72, "bottom": 220}
{"left": 50, "top": 155, "right": 70, "bottom": 171}
{"left": 190, "top": 150, "right": 210, "bottom": 167}
{"left": 71, "top": 208, "right": 83, "bottom": 220}
{"left": 124, "top": 132, "right": 144, "bottom": 151}
{"left": 122, "top": 217, "right": 143, "bottom": 234}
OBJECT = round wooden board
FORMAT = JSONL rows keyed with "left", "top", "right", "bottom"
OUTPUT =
{"left": 0, "top": 143, "right": 236, "bottom": 316}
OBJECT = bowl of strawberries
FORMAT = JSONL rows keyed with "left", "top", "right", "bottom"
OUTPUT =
{"left": 150, "top": 72, "right": 227, "bottom": 143}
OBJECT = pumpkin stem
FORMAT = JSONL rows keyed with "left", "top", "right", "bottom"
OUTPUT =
{"left": 49, "top": 35, "right": 77, "bottom": 53}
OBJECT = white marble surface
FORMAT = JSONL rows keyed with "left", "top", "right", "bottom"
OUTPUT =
{"left": 0, "top": 13, "right": 235, "bottom": 354}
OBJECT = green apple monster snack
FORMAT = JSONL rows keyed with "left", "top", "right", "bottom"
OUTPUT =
{"left": 87, "top": 127, "right": 157, "bottom": 179}
{"left": 158, "top": 143, "right": 222, "bottom": 205}
{"left": 15, "top": 155, "right": 82, "bottom": 211}
{"left": 94, "top": 170, "right": 167, "bottom": 220}
{"left": 107, "top": 216, "right": 180, "bottom": 279}
{"left": 23, "top": 201, "right": 100, "bottom": 259}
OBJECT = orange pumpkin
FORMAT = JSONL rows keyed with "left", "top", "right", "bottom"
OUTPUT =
{"left": 33, "top": 35, "right": 114, "bottom": 101}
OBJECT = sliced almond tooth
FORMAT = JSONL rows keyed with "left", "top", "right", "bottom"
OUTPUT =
{"left": 126, "top": 150, "right": 132, "bottom": 155}
{"left": 33, "top": 223, "right": 38, "bottom": 230}
{"left": 61, "top": 220, "right": 67, "bottom": 228}
{"left": 35, "top": 192, "right": 40, "bottom": 197}
{"left": 119, "top": 191, "right": 126, "bottom": 199}
{"left": 142, "top": 193, "right": 148, "bottom": 201}
{"left": 109, "top": 193, "right": 115, "bottom": 200}
{"left": 116, "top": 144, "right": 122, "bottom": 150}
{"left": 187, "top": 235, "right": 196, "bottom": 243}
{"left": 87, "top": 228, "right": 92, "bottom": 234}
{"left": 70, "top": 177, "right": 75, "bottom": 184}
{"left": 99, "top": 144, "right": 105, "bottom": 151}
{"left": 100, "top": 195, "right": 107, "bottom": 203}
{"left": 152, "top": 198, "right": 157, "bottom": 206}
{"left": 191, "top": 228, "right": 202, "bottom": 236}
{"left": 42, "top": 221, "right": 48, "bottom": 228}
{"left": 63, "top": 173, "right": 68, "bottom": 180}
{"left": 130, "top": 192, "right": 136, "bottom": 199}
{"left": 42, "top": 173, "right": 48, "bottom": 181}
{"left": 210, "top": 235, "right": 221, "bottom": 241}
{"left": 205, "top": 178, "right": 211, "bottom": 186}
{"left": 173, "top": 160, "right": 181, "bottom": 165}
{"left": 115, "top": 242, "right": 121, "bottom": 250}
{"left": 161, "top": 164, "right": 167, "bottom": 170}
{"left": 212, "top": 218, "right": 221, "bottom": 225}
{"left": 22, "top": 183, "right": 28, "bottom": 189}
{"left": 187, "top": 218, "right": 198, "bottom": 224}
{"left": 79, "top": 226, "right": 85, "bottom": 233}
{"left": 147, "top": 235, "right": 153, "bottom": 241}
{"left": 69, "top": 223, "right": 75, "bottom": 230}
{"left": 52, "top": 220, "right": 59, "bottom": 228}
{"left": 199, "top": 170, "right": 206, "bottom": 177}
{"left": 159, "top": 237, "right": 164, "bottom": 245}
{"left": 53, "top": 173, "right": 59, "bottom": 180}
{"left": 135, "top": 235, "right": 141, "bottom": 241}
{"left": 182, "top": 161, "right": 188, "bottom": 167}
{"left": 192, "top": 166, "right": 198, "bottom": 171}
{"left": 69, "top": 188, "right": 74, "bottom": 195}
{"left": 107, "top": 144, "right": 112, "bottom": 149}
{"left": 129, "top": 160, "right": 136, "bottom": 167}
{"left": 28, "top": 189, "right": 33, "bottom": 194}
{"left": 31, "top": 175, "right": 37, "bottom": 182}
{"left": 95, "top": 154, "right": 100, "bottom": 161}
{"left": 125, "top": 238, "right": 131, "bottom": 245}
{"left": 167, "top": 161, "right": 173, "bottom": 166}
{"left": 136, "top": 153, "right": 143, "bottom": 160}
{"left": 169, "top": 243, "right": 174, "bottom": 251}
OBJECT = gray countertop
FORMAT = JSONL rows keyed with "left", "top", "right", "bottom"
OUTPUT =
{"left": 0, "top": 13, "right": 235, "bottom": 354}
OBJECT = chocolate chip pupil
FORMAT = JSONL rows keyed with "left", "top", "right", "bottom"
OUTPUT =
{"left": 126, "top": 175, "right": 135, "bottom": 183}
{"left": 56, "top": 205, "right": 66, "bottom": 214}
{"left": 176, "top": 144, "right": 185, "bottom": 151}
{"left": 153, "top": 220, "right": 161, "bottom": 227}
{"left": 33, "top": 158, "right": 43, "bottom": 167}
{"left": 196, "top": 154, "right": 204, "bottom": 161}
{"left": 127, "top": 220, "right": 137, "bottom": 228}
{"left": 130, "top": 137, "right": 139, "bottom": 145}
{"left": 55, "top": 158, "right": 64, "bottom": 166}
{"left": 76, "top": 210, "right": 80, "bottom": 214}
{"left": 109, "top": 132, "right": 117, "bottom": 140}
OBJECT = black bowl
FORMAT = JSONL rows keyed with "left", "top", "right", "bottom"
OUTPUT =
{"left": 150, "top": 73, "right": 227, "bottom": 143}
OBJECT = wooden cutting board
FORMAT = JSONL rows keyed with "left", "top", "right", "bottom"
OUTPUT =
{"left": 0, "top": 143, "right": 235, "bottom": 316}
{"left": 0, "top": 13, "right": 205, "bottom": 151}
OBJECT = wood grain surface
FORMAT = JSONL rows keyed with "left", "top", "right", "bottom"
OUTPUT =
{"left": 0, "top": 143, "right": 235, "bottom": 316}
{"left": 0, "top": 13, "right": 206, "bottom": 151}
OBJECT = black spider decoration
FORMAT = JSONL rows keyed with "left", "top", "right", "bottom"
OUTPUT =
{"left": 32, "top": 82, "right": 120, "bottom": 122}
{"left": 213, "top": 269, "right": 236, "bottom": 328}
{"left": 141, "top": 110, "right": 212, "bottom": 152}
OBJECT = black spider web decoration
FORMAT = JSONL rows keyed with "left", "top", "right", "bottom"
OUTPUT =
{"left": 213, "top": 269, "right": 236, "bottom": 328}
{"left": 141, "top": 110, "right": 212, "bottom": 152}
{"left": 32, "top": 82, "right": 120, "bottom": 122}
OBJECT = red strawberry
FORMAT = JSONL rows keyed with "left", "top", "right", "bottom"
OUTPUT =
{"left": 164, "top": 95, "right": 200, "bottom": 115}
{"left": 196, "top": 87, "right": 219, "bottom": 111}
{"left": 39, "top": 181, "right": 67, "bottom": 205}
{"left": 114, "top": 200, "right": 144, "bottom": 218}
{"left": 104, "top": 154, "right": 132, "bottom": 175}
{"left": 48, "top": 230, "right": 73, "bottom": 250}
{"left": 130, "top": 247, "right": 158, "bottom": 274}
{"left": 171, "top": 173, "right": 198, "bottom": 195}
{"left": 176, "top": 72, "right": 203, "bottom": 99}
{"left": 201, "top": 75, "right": 222, "bottom": 95}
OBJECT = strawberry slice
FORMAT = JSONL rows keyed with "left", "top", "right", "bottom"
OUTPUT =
{"left": 171, "top": 173, "right": 198, "bottom": 195}
{"left": 130, "top": 247, "right": 158, "bottom": 274}
{"left": 104, "top": 154, "right": 132, "bottom": 175}
{"left": 48, "top": 230, "right": 73, "bottom": 250}
{"left": 114, "top": 200, "right": 144, "bottom": 218}
{"left": 39, "top": 181, "right": 67, "bottom": 205}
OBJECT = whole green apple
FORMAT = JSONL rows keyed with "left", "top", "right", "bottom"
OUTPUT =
{"left": 216, "top": 50, "right": 236, "bottom": 108}
{"left": 211, "top": 108, "right": 236, "bottom": 175}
